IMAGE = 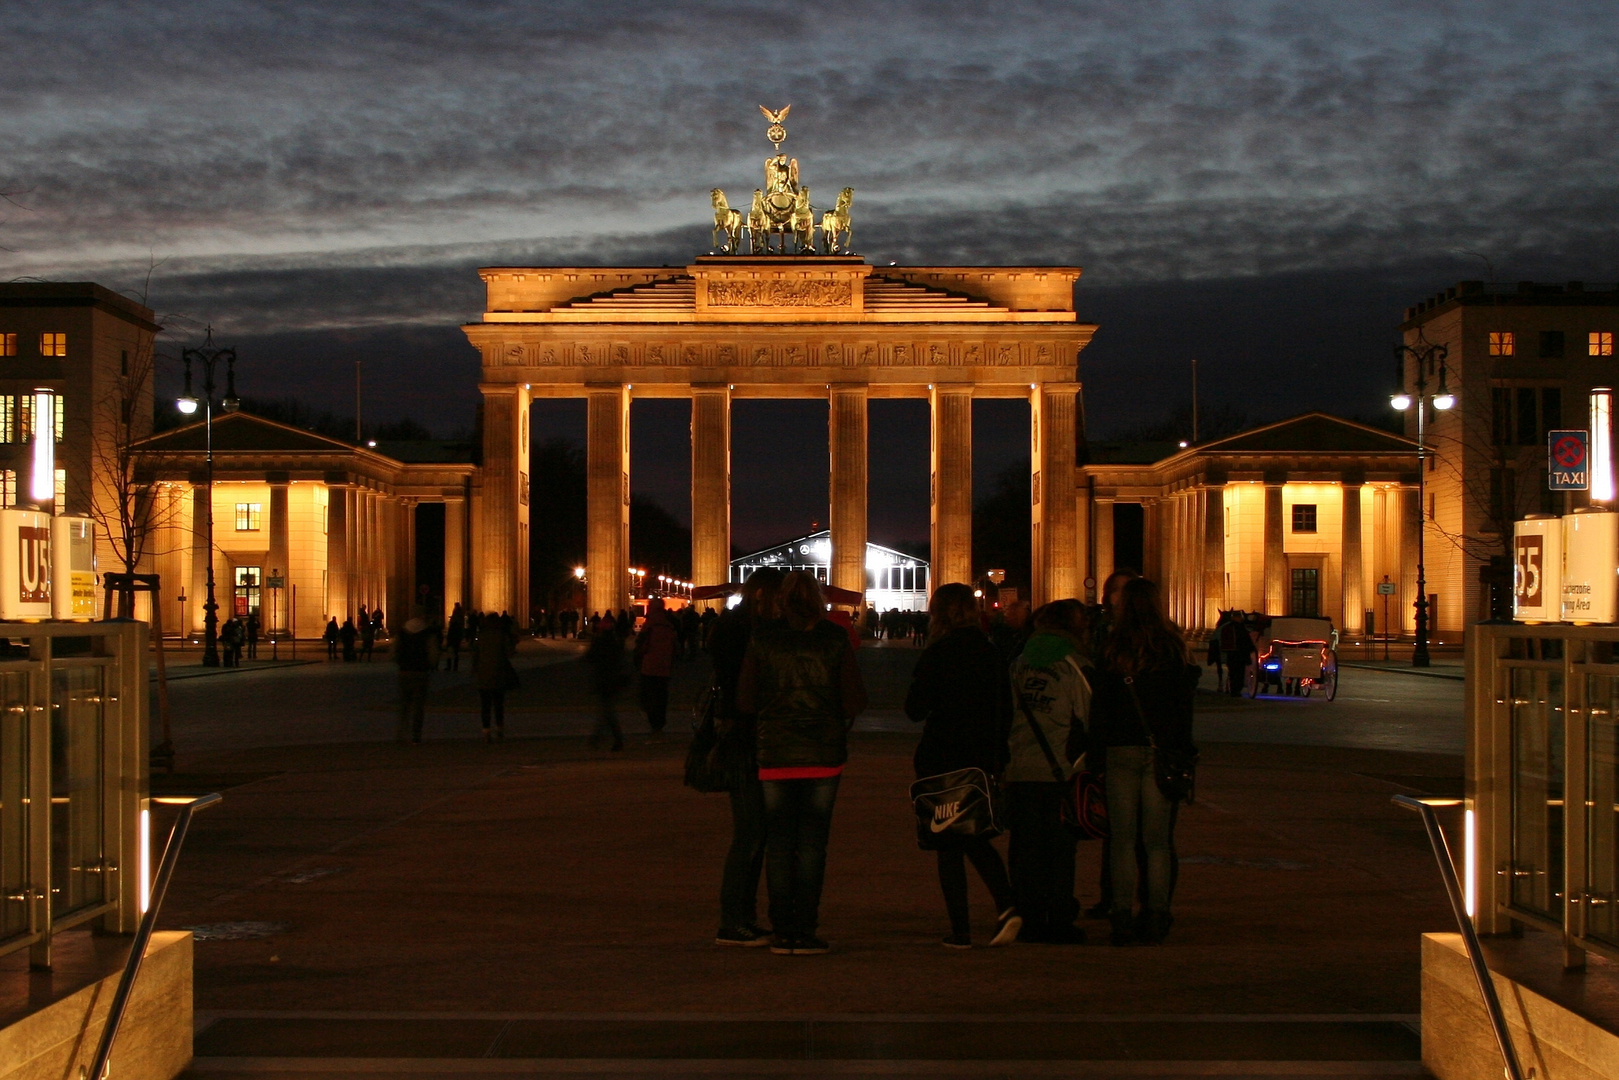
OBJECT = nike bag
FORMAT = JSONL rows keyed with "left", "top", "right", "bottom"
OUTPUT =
{"left": 909, "top": 767, "right": 1003, "bottom": 850}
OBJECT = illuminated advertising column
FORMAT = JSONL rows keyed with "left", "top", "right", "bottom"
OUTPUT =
{"left": 1562, "top": 507, "right": 1619, "bottom": 625}
{"left": 1513, "top": 514, "right": 1563, "bottom": 623}
{"left": 51, "top": 516, "right": 97, "bottom": 620}
{"left": 0, "top": 508, "right": 53, "bottom": 620}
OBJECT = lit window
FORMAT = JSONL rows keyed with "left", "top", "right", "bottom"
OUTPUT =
{"left": 235, "top": 502, "right": 262, "bottom": 531}
{"left": 1592, "top": 332, "right": 1614, "bottom": 357}
{"left": 1489, "top": 332, "right": 1514, "bottom": 356}
{"left": 0, "top": 334, "right": 15, "bottom": 357}
{"left": 0, "top": 470, "right": 14, "bottom": 507}
{"left": 55, "top": 469, "right": 65, "bottom": 505}
{"left": 39, "top": 333, "right": 66, "bottom": 357}
{"left": 17, "top": 395, "right": 64, "bottom": 442}
{"left": 1291, "top": 504, "right": 1317, "bottom": 533}
{"left": 0, "top": 397, "right": 12, "bottom": 444}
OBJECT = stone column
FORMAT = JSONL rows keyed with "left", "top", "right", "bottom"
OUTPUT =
{"left": 1075, "top": 475, "right": 1092, "bottom": 601}
{"left": 189, "top": 483, "right": 210, "bottom": 633}
{"left": 1203, "top": 484, "right": 1226, "bottom": 627}
{"left": 1401, "top": 486, "right": 1421, "bottom": 634}
{"left": 477, "top": 385, "right": 528, "bottom": 619}
{"left": 267, "top": 479, "right": 289, "bottom": 635}
{"left": 1093, "top": 497, "right": 1115, "bottom": 588}
{"left": 930, "top": 385, "right": 973, "bottom": 587}
{"left": 1341, "top": 479, "right": 1364, "bottom": 633}
{"left": 690, "top": 386, "right": 731, "bottom": 603}
{"left": 1031, "top": 383, "right": 1079, "bottom": 605}
{"left": 442, "top": 496, "right": 466, "bottom": 619}
{"left": 325, "top": 484, "right": 349, "bottom": 622}
{"left": 1264, "top": 480, "right": 1287, "bottom": 615}
{"left": 587, "top": 384, "right": 631, "bottom": 617}
{"left": 1143, "top": 500, "right": 1161, "bottom": 583}
{"left": 829, "top": 385, "right": 869, "bottom": 600}
{"left": 345, "top": 487, "right": 360, "bottom": 616}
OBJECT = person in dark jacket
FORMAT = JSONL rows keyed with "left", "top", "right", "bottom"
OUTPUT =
{"left": 905, "top": 583, "right": 1020, "bottom": 949}
{"left": 470, "top": 611, "right": 516, "bottom": 741}
{"left": 736, "top": 571, "right": 867, "bottom": 956}
{"left": 323, "top": 617, "right": 340, "bottom": 660}
{"left": 584, "top": 626, "right": 627, "bottom": 750}
{"left": 446, "top": 603, "right": 466, "bottom": 670}
{"left": 394, "top": 608, "right": 441, "bottom": 743}
{"left": 1089, "top": 577, "right": 1198, "bottom": 946}
{"left": 339, "top": 617, "right": 358, "bottom": 662}
{"left": 706, "top": 568, "right": 783, "bottom": 947}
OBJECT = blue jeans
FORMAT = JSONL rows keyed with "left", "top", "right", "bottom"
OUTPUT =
{"left": 1104, "top": 745, "right": 1175, "bottom": 917}
{"left": 761, "top": 775, "right": 841, "bottom": 938}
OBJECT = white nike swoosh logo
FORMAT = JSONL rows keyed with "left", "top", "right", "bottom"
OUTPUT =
{"left": 930, "top": 807, "right": 969, "bottom": 833}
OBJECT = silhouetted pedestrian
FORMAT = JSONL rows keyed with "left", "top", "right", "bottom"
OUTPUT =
{"left": 471, "top": 611, "right": 517, "bottom": 741}
{"left": 634, "top": 597, "right": 678, "bottom": 734}
{"left": 395, "top": 608, "right": 441, "bottom": 743}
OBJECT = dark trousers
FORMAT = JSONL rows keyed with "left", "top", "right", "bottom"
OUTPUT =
{"left": 326, "top": 639, "right": 337, "bottom": 659}
{"left": 639, "top": 675, "right": 670, "bottom": 732}
{"left": 936, "top": 836, "right": 1014, "bottom": 940}
{"left": 589, "top": 685, "right": 623, "bottom": 748}
{"left": 1225, "top": 650, "right": 1250, "bottom": 696}
{"left": 397, "top": 672, "right": 430, "bottom": 742}
{"left": 720, "top": 773, "right": 767, "bottom": 931}
{"left": 479, "top": 689, "right": 506, "bottom": 731}
{"left": 761, "top": 775, "right": 840, "bottom": 938}
{"left": 1006, "top": 781, "right": 1077, "bottom": 937}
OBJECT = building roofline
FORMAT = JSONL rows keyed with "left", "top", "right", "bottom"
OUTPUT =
{"left": 0, "top": 282, "right": 162, "bottom": 332}
{"left": 1400, "top": 279, "right": 1619, "bottom": 330}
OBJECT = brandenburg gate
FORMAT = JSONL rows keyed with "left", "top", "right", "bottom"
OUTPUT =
{"left": 461, "top": 109, "right": 1096, "bottom": 619}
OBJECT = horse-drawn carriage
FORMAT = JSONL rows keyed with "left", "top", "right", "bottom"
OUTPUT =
{"left": 1244, "top": 616, "right": 1339, "bottom": 700}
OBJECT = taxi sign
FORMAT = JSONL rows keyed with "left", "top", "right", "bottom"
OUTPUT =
{"left": 1549, "top": 429, "right": 1590, "bottom": 491}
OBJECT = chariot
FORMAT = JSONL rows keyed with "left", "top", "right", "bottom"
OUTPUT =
{"left": 1244, "top": 616, "right": 1339, "bottom": 700}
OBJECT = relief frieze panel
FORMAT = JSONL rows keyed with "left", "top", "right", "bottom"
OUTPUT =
{"left": 487, "top": 335, "right": 1075, "bottom": 372}
{"left": 706, "top": 280, "right": 853, "bottom": 307}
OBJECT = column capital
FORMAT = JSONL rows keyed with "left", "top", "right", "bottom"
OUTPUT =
{"left": 1033, "top": 380, "right": 1082, "bottom": 395}
{"left": 477, "top": 383, "right": 522, "bottom": 398}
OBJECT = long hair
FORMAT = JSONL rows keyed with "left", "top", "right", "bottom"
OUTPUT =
{"left": 1101, "top": 578, "right": 1189, "bottom": 675}
{"left": 740, "top": 567, "right": 784, "bottom": 621}
{"left": 927, "top": 582, "right": 979, "bottom": 638}
{"left": 778, "top": 571, "right": 825, "bottom": 628}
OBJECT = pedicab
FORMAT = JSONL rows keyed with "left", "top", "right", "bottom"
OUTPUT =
{"left": 1244, "top": 616, "right": 1339, "bottom": 701}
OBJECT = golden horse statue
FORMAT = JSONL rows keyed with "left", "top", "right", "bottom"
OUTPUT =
{"left": 710, "top": 189, "right": 744, "bottom": 253}
{"left": 819, "top": 187, "right": 854, "bottom": 254}
{"left": 747, "top": 189, "right": 769, "bottom": 254}
{"left": 791, "top": 188, "right": 815, "bottom": 253}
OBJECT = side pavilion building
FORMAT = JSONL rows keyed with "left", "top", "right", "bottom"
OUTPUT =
{"left": 464, "top": 257, "right": 1095, "bottom": 620}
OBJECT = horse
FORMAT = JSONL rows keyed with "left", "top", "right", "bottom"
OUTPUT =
{"left": 747, "top": 189, "right": 769, "bottom": 254}
{"left": 710, "top": 189, "right": 743, "bottom": 253}
{"left": 791, "top": 187, "right": 815, "bottom": 253}
{"left": 819, "top": 187, "right": 853, "bottom": 254}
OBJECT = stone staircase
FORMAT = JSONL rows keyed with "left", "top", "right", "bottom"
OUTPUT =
{"left": 182, "top": 1011, "right": 1428, "bottom": 1078}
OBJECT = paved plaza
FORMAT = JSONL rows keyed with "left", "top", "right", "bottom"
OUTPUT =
{"left": 126, "top": 639, "right": 1477, "bottom": 1075}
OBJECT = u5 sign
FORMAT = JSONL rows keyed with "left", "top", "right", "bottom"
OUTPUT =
{"left": 1548, "top": 429, "right": 1590, "bottom": 491}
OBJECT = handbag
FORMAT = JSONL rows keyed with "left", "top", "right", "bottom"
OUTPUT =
{"left": 909, "top": 767, "right": 1002, "bottom": 850}
{"left": 1122, "top": 675, "right": 1199, "bottom": 803}
{"left": 683, "top": 685, "right": 744, "bottom": 793}
{"left": 1015, "top": 688, "right": 1107, "bottom": 840}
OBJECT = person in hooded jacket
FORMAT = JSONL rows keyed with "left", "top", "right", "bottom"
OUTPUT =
{"left": 904, "top": 583, "right": 1020, "bottom": 950}
{"left": 1088, "top": 577, "right": 1199, "bottom": 946}
{"left": 1006, "top": 600, "right": 1093, "bottom": 944}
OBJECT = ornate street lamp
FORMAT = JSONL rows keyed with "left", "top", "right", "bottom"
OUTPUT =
{"left": 177, "top": 329, "right": 239, "bottom": 667}
{"left": 1391, "top": 337, "right": 1453, "bottom": 668}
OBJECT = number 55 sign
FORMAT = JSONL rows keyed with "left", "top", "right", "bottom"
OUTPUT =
{"left": 1513, "top": 516, "right": 1562, "bottom": 623}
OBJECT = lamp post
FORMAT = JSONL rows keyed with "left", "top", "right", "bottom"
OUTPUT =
{"left": 176, "top": 329, "right": 239, "bottom": 668}
{"left": 1391, "top": 338, "right": 1454, "bottom": 668}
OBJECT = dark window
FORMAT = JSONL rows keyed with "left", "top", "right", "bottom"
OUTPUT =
{"left": 1291, "top": 504, "right": 1317, "bottom": 533}
{"left": 1539, "top": 331, "right": 1565, "bottom": 359}
{"left": 1493, "top": 387, "right": 1511, "bottom": 445}
{"left": 1290, "top": 568, "right": 1320, "bottom": 617}
{"left": 1542, "top": 387, "right": 1562, "bottom": 438}
{"left": 1489, "top": 468, "right": 1516, "bottom": 530}
{"left": 1517, "top": 387, "right": 1539, "bottom": 445}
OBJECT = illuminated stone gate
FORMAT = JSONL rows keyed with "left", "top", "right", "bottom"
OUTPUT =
{"left": 463, "top": 257, "right": 1095, "bottom": 619}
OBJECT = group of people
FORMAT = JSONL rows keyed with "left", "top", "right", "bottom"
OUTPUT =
{"left": 387, "top": 603, "right": 522, "bottom": 743}
{"left": 866, "top": 606, "right": 929, "bottom": 644}
{"left": 322, "top": 605, "right": 387, "bottom": 662}
{"left": 216, "top": 611, "right": 259, "bottom": 666}
{"left": 697, "top": 567, "right": 1197, "bottom": 955}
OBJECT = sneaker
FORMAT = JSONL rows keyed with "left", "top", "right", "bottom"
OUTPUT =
{"left": 715, "top": 926, "right": 772, "bottom": 947}
{"left": 791, "top": 935, "right": 830, "bottom": 955}
{"left": 769, "top": 935, "right": 797, "bottom": 955}
{"left": 941, "top": 934, "right": 972, "bottom": 950}
{"left": 989, "top": 908, "right": 1022, "bottom": 947}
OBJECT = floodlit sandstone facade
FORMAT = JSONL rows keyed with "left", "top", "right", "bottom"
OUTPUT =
{"left": 1400, "top": 281, "right": 1619, "bottom": 632}
{"left": 464, "top": 257, "right": 1096, "bottom": 620}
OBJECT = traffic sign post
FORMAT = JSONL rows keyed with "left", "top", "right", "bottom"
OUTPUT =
{"left": 1377, "top": 576, "right": 1396, "bottom": 660}
{"left": 1549, "top": 429, "right": 1591, "bottom": 491}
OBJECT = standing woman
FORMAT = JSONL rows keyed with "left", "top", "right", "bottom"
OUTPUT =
{"left": 737, "top": 571, "right": 867, "bottom": 955}
{"left": 1089, "top": 578, "right": 1199, "bottom": 945}
{"left": 706, "top": 568, "right": 784, "bottom": 946}
{"left": 471, "top": 611, "right": 517, "bottom": 742}
{"left": 904, "top": 583, "right": 1020, "bottom": 949}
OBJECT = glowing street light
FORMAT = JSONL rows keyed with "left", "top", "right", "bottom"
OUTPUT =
{"left": 1391, "top": 336, "right": 1450, "bottom": 668}
{"left": 30, "top": 388, "right": 55, "bottom": 507}
{"left": 1592, "top": 387, "right": 1614, "bottom": 504}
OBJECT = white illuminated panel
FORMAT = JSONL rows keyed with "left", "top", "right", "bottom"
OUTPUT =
{"left": 1593, "top": 388, "right": 1614, "bottom": 504}
{"left": 1562, "top": 508, "right": 1619, "bottom": 624}
{"left": 1513, "top": 515, "right": 1562, "bottom": 623}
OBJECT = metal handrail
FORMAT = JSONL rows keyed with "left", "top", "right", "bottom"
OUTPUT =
{"left": 83, "top": 793, "right": 222, "bottom": 1080}
{"left": 1394, "top": 794, "right": 1532, "bottom": 1080}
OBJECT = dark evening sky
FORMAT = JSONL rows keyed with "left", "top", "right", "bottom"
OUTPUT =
{"left": 5, "top": 1, "right": 1618, "bottom": 547}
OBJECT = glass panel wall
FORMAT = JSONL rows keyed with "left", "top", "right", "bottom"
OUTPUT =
{"left": 1589, "top": 673, "right": 1619, "bottom": 944}
{"left": 0, "top": 671, "right": 28, "bottom": 942}
{"left": 49, "top": 665, "right": 104, "bottom": 920}
{"left": 1511, "top": 666, "right": 1565, "bottom": 918}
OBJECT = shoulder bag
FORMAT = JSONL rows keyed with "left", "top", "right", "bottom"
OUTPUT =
{"left": 1122, "top": 674, "right": 1199, "bottom": 803}
{"left": 683, "top": 685, "right": 744, "bottom": 793}
{"left": 1014, "top": 687, "right": 1107, "bottom": 840}
{"left": 909, "top": 767, "right": 1002, "bottom": 850}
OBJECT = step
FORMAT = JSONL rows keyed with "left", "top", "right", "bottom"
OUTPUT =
{"left": 183, "top": 1012, "right": 1427, "bottom": 1079}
